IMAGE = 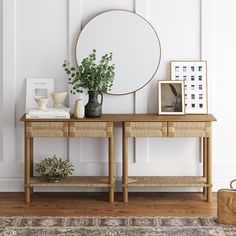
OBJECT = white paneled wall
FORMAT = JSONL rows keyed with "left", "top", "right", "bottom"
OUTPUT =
{"left": 0, "top": 0, "right": 234, "bottom": 191}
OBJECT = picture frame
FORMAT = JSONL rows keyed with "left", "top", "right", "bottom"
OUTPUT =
{"left": 170, "top": 61, "right": 208, "bottom": 114}
{"left": 158, "top": 80, "right": 185, "bottom": 115}
{"left": 25, "top": 78, "right": 54, "bottom": 113}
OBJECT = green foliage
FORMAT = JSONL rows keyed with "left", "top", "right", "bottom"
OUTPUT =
{"left": 63, "top": 49, "right": 115, "bottom": 94}
{"left": 36, "top": 155, "right": 74, "bottom": 179}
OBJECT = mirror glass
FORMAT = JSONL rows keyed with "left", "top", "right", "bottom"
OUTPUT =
{"left": 76, "top": 10, "right": 161, "bottom": 95}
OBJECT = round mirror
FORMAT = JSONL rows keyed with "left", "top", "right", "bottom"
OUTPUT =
{"left": 76, "top": 10, "right": 161, "bottom": 95}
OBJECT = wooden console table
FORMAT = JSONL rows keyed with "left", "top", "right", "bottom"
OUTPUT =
{"left": 121, "top": 114, "right": 216, "bottom": 203}
{"left": 20, "top": 115, "right": 114, "bottom": 203}
{"left": 21, "top": 114, "right": 216, "bottom": 203}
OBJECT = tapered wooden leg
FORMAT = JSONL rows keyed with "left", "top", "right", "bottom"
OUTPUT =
{"left": 108, "top": 133, "right": 114, "bottom": 203}
{"left": 25, "top": 136, "right": 31, "bottom": 203}
{"left": 203, "top": 137, "right": 207, "bottom": 195}
{"left": 123, "top": 123, "right": 128, "bottom": 203}
{"left": 206, "top": 137, "right": 212, "bottom": 202}
{"left": 30, "top": 138, "right": 34, "bottom": 195}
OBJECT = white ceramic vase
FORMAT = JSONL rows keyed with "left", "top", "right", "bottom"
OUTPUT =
{"left": 51, "top": 92, "right": 67, "bottom": 108}
{"left": 73, "top": 99, "right": 85, "bottom": 118}
{"left": 34, "top": 96, "right": 49, "bottom": 110}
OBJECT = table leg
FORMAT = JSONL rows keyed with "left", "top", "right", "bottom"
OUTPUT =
{"left": 123, "top": 123, "right": 128, "bottom": 203}
{"left": 203, "top": 137, "right": 207, "bottom": 195}
{"left": 108, "top": 135, "right": 114, "bottom": 203}
{"left": 25, "top": 136, "right": 31, "bottom": 203}
{"left": 206, "top": 136, "right": 212, "bottom": 202}
{"left": 30, "top": 138, "right": 34, "bottom": 195}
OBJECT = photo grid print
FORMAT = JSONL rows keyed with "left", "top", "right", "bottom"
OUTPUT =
{"left": 170, "top": 61, "right": 208, "bottom": 114}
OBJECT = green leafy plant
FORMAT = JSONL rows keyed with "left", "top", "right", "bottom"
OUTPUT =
{"left": 36, "top": 155, "right": 74, "bottom": 181}
{"left": 63, "top": 49, "right": 115, "bottom": 94}
{"left": 169, "top": 84, "right": 182, "bottom": 112}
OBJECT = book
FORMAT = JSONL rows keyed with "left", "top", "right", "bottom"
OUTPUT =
{"left": 26, "top": 108, "right": 70, "bottom": 119}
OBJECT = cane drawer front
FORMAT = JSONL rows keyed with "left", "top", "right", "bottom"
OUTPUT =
{"left": 69, "top": 122, "right": 113, "bottom": 137}
{"left": 125, "top": 122, "right": 168, "bottom": 137}
{"left": 26, "top": 122, "right": 68, "bottom": 137}
{"left": 168, "top": 122, "right": 211, "bottom": 137}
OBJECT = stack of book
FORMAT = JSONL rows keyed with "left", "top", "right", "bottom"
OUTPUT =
{"left": 26, "top": 108, "right": 70, "bottom": 119}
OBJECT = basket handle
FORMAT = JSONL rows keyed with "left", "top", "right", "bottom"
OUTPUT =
{"left": 230, "top": 179, "right": 236, "bottom": 189}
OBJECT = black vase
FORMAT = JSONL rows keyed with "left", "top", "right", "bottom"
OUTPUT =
{"left": 85, "top": 91, "right": 103, "bottom": 117}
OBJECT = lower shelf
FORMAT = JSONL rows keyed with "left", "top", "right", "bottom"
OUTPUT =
{"left": 126, "top": 176, "right": 209, "bottom": 187}
{"left": 28, "top": 176, "right": 113, "bottom": 188}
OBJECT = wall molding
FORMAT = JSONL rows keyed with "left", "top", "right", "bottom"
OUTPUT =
{"left": 2, "top": 0, "right": 16, "bottom": 163}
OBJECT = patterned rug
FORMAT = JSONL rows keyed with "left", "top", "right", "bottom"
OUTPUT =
{"left": 0, "top": 216, "right": 236, "bottom": 236}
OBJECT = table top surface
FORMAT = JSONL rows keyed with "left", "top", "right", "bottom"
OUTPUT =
{"left": 20, "top": 114, "right": 217, "bottom": 122}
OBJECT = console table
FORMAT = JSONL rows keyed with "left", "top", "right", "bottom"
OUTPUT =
{"left": 20, "top": 115, "right": 114, "bottom": 203}
{"left": 122, "top": 114, "right": 216, "bottom": 203}
{"left": 20, "top": 114, "right": 216, "bottom": 203}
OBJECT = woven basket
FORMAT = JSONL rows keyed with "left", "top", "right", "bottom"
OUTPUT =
{"left": 217, "top": 179, "right": 236, "bottom": 225}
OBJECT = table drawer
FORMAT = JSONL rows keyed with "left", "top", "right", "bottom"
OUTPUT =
{"left": 168, "top": 122, "right": 211, "bottom": 137}
{"left": 125, "top": 122, "right": 167, "bottom": 137}
{"left": 69, "top": 122, "right": 113, "bottom": 137}
{"left": 26, "top": 122, "right": 68, "bottom": 137}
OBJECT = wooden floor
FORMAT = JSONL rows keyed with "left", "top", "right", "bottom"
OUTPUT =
{"left": 0, "top": 192, "right": 217, "bottom": 217}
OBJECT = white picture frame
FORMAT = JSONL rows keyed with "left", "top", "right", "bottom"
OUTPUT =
{"left": 170, "top": 61, "right": 208, "bottom": 114}
{"left": 158, "top": 80, "right": 185, "bottom": 115}
{"left": 25, "top": 78, "right": 54, "bottom": 113}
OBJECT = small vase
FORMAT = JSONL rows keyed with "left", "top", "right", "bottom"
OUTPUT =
{"left": 34, "top": 96, "right": 49, "bottom": 111}
{"left": 73, "top": 99, "right": 85, "bottom": 118}
{"left": 85, "top": 91, "right": 103, "bottom": 117}
{"left": 51, "top": 92, "right": 67, "bottom": 108}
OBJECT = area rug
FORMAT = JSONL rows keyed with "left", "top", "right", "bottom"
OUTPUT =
{"left": 0, "top": 216, "right": 236, "bottom": 236}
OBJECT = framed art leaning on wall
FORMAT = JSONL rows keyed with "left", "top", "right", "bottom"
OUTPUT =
{"left": 170, "top": 61, "right": 208, "bottom": 114}
{"left": 158, "top": 80, "right": 185, "bottom": 115}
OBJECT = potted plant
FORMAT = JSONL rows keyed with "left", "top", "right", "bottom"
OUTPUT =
{"left": 36, "top": 155, "right": 74, "bottom": 182}
{"left": 63, "top": 49, "right": 115, "bottom": 117}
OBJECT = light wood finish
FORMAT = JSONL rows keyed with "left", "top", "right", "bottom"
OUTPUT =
{"left": 127, "top": 176, "right": 209, "bottom": 187}
{"left": 26, "top": 122, "right": 68, "bottom": 137}
{"left": 122, "top": 115, "right": 216, "bottom": 203}
{"left": 28, "top": 176, "right": 112, "bottom": 187}
{"left": 108, "top": 134, "right": 114, "bottom": 203}
{"left": 168, "top": 122, "right": 211, "bottom": 137}
{"left": 203, "top": 137, "right": 207, "bottom": 195}
{"left": 123, "top": 122, "right": 128, "bottom": 203}
{"left": 30, "top": 138, "right": 34, "bottom": 195}
{"left": 24, "top": 137, "right": 30, "bottom": 204}
{"left": 21, "top": 118, "right": 114, "bottom": 203}
{"left": 20, "top": 114, "right": 216, "bottom": 123}
{"left": 69, "top": 122, "right": 112, "bottom": 137}
{"left": 125, "top": 122, "right": 167, "bottom": 137}
{"left": 0, "top": 192, "right": 217, "bottom": 217}
{"left": 20, "top": 114, "right": 216, "bottom": 203}
{"left": 207, "top": 137, "right": 212, "bottom": 202}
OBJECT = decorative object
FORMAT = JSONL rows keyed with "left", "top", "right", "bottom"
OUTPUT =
{"left": 51, "top": 92, "right": 67, "bottom": 108}
{"left": 76, "top": 10, "right": 161, "bottom": 95}
{"left": 26, "top": 108, "right": 70, "bottom": 119}
{"left": 85, "top": 91, "right": 103, "bottom": 117}
{"left": 158, "top": 80, "right": 185, "bottom": 115}
{"left": 63, "top": 49, "right": 114, "bottom": 117}
{"left": 25, "top": 78, "right": 54, "bottom": 113}
{"left": 217, "top": 179, "right": 236, "bottom": 225}
{"left": 170, "top": 61, "right": 208, "bottom": 114}
{"left": 73, "top": 95, "right": 85, "bottom": 118}
{"left": 1, "top": 217, "right": 236, "bottom": 235}
{"left": 36, "top": 155, "right": 74, "bottom": 182}
{"left": 34, "top": 96, "right": 49, "bottom": 111}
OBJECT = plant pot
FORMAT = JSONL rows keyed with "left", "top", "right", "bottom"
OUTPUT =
{"left": 46, "top": 176, "right": 63, "bottom": 183}
{"left": 85, "top": 91, "right": 103, "bottom": 117}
